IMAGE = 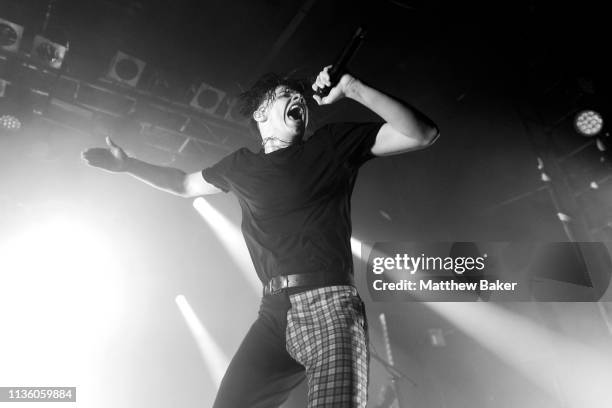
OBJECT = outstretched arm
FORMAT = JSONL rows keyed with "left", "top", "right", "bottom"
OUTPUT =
{"left": 312, "top": 67, "right": 439, "bottom": 156}
{"left": 81, "top": 137, "right": 221, "bottom": 197}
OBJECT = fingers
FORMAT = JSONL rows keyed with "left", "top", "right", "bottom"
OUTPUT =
{"left": 105, "top": 136, "right": 126, "bottom": 160}
{"left": 81, "top": 147, "right": 106, "bottom": 159}
{"left": 106, "top": 136, "right": 117, "bottom": 149}
{"left": 312, "top": 77, "right": 324, "bottom": 92}
{"left": 311, "top": 65, "right": 333, "bottom": 92}
{"left": 312, "top": 93, "right": 332, "bottom": 106}
{"left": 317, "top": 72, "right": 331, "bottom": 88}
{"left": 80, "top": 148, "right": 105, "bottom": 166}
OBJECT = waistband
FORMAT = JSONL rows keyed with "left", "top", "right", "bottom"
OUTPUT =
{"left": 263, "top": 272, "right": 354, "bottom": 296}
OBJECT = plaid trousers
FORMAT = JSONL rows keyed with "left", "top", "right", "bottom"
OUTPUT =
{"left": 287, "top": 285, "right": 370, "bottom": 407}
{"left": 212, "top": 285, "right": 369, "bottom": 408}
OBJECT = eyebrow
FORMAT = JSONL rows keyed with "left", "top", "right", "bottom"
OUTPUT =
{"left": 275, "top": 88, "right": 297, "bottom": 96}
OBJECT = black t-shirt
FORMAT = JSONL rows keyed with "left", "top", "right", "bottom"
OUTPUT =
{"left": 202, "top": 122, "right": 383, "bottom": 285}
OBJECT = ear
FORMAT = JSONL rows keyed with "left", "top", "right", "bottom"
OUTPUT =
{"left": 253, "top": 106, "right": 267, "bottom": 123}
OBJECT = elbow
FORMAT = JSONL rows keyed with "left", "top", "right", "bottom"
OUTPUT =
{"left": 169, "top": 185, "right": 190, "bottom": 198}
{"left": 422, "top": 125, "right": 440, "bottom": 147}
{"left": 174, "top": 173, "right": 192, "bottom": 197}
{"left": 177, "top": 179, "right": 193, "bottom": 198}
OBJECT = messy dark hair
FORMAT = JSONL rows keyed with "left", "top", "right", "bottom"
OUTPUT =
{"left": 238, "top": 73, "right": 310, "bottom": 120}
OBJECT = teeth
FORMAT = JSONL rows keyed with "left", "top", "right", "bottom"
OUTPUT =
{"left": 288, "top": 105, "right": 303, "bottom": 120}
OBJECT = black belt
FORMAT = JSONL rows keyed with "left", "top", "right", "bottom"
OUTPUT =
{"left": 263, "top": 273, "right": 354, "bottom": 296}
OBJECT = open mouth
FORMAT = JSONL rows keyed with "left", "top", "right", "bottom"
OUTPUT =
{"left": 286, "top": 103, "right": 305, "bottom": 122}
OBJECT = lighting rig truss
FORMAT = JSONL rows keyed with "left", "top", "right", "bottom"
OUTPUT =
{"left": 0, "top": 50, "right": 254, "bottom": 156}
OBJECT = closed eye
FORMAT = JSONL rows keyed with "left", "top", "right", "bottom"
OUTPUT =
{"left": 277, "top": 88, "right": 298, "bottom": 98}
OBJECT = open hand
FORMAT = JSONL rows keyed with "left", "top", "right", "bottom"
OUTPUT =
{"left": 312, "top": 65, "right": 357, "bottom": 105}
{"left": 81, "top": 137, "right": 129, "bottom": 172}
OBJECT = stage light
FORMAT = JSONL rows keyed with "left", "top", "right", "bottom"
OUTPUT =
{"left": 0, "top": 215, "right": 126, "bottom": 384}
{"left": 192, "top": 197, "right": 260, "bottom": 294}
{"left": 350, "top": 236, "right": 363, "bottom": 259}
{"left": 190, "top": 82, "right": 226, "bottom": 114}
{"left": 31, "top": 35, "right": 67, "bottom": 69}
{"left": 0, "top": 114, "right": 21, "bottom": 131}
{"left": 107, "top": 51, "right": 146, "bottom": 87}
{"left": 175, "top": 295, "right": 229, "bottom": 388}
{"left": 0, "top": 78, "right": 8, "bottom": 97}
{"left": 428, "top": 328, "right": 446, "bottom": 347}
{"left": 426, "top": 302, "right": 612, "bottom": 408}
{"left": 378, "top": 313, "right": 394, "bottom": 365}
{"left": 0, "top": 18, "right": 23, "bottom": 52}
{"left": 557, "top": 212, "right": 572, "bottom": 222}
{"left": 575, "top": 110, "right": 603, "bottom": 136}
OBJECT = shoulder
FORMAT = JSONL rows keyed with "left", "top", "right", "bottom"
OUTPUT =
{"left": 201, "top": 147, "right": 258, "bottom": 193}
{"left": 310, "top": 122, "right": 384, "bottom": 137}
{"left": 308, "top": 122, "right": 384, "bottom": 146}
{"left": 233, "top": 147, "right": 256, "bottom": 160}
{"left": 204, "top": 147, "right": 256, "bottom": 177}
{"left": 227, "top": 146, "right": 255, "bottom": 158}
{"left": 306, "top": 122, "right": 384, "bottom": 166}
{"left": 219, "top": 147, "right": 256, "bottom": 164}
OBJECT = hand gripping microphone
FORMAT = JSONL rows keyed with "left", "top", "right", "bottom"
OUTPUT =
{"left": 315, "top": 25, "right": 368, "bottom": 98}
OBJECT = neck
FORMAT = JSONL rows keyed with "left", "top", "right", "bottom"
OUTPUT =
{"left": 262, "top": 136, "right": 295, "bottom": 153}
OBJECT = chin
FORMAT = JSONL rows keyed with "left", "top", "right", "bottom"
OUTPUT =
{"left": 291, "top": 130, "right": 305, "bottom": 142}
{"left": 280, "top": 126, "right": 304, "bottom": 141}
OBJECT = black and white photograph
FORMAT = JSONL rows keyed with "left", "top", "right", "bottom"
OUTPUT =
{"left": 0, "top": 1, "right": 611, "bottom": 407}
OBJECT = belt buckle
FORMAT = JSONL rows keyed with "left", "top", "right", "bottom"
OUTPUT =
{"left": 271, "top": 275, "right": 288, "bottom": 295}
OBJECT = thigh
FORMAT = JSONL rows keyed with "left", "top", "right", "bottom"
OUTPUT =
{"left": 286, "top": 286, "right": 369, "bottom": 408}
{"left": 213, "top": 315, "right": 305, "bottom": 408}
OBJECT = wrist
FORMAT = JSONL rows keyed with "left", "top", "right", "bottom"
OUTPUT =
{"left": 344, "top": 77, "right": 364, "bottom": 101}
{"left": 122, "top": 155, "right": 135, "bottom": 172}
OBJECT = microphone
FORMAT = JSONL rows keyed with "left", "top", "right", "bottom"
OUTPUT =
{"left": 315, "top": 25, "right": 368, "bottom": 97}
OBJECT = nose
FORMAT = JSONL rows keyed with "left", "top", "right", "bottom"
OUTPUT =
{"left": 290, "top": 93, "right": 305, "bottom": 105}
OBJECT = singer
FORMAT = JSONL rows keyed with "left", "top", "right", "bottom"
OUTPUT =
{"left": 82, "top": 66, "right": 439, "bottom": 407}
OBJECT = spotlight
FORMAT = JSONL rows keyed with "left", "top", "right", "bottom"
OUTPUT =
{"left": 0, "top": 18, "right": 23, "bottom": 52}
{"left": 428, "top": 328, "right": 446, "bottom": 347}
{"left": 175, "top": 295, "right": 229, "bottom": 388}
{"left": 192, "top": 197, "right": 260, "bottom": 293}
{"left": 0, "top": 114, "right": 21, "bottom": 131}
{"left": 575, "top": 110, "right": 603, "bottom": 136}
{"left": 32, "top": 35, "right": 68, "bottom": 69}
{"left": 107, "top": 51, "right": 146, "bottom": 87}
{"left": 0, "top": 78, "right": 8, "bottom": 97}
{"left": 31, "top": 35, "right": 68, "bottom": 69}
{"left": 189, "top": 82, "right": 226, "bottom": 114}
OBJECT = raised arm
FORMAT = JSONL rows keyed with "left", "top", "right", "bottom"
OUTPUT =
{"left": 312, "top": 67, "right": 440, "bottom": 156}
{"left": 81, "top": 137, "right": 221, "bottom": 197}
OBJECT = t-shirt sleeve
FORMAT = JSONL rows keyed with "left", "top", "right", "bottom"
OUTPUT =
{"left": 320, "top": 122, "right": 383, "bottom": 167}
{"left": 201, "top": 149, "right": 242, "bottom": 193}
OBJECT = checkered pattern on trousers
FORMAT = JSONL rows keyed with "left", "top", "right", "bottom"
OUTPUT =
{"left": 286, "top": 285, "right": 369, "bottom": 408}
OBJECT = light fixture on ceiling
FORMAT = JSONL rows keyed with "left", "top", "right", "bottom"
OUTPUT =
{"left": 0, "top": 18, "right": 23, "bottom": 52}
{"left": 31, "top": 35, "right": 68, "bottom": 69}
{"left": 575, "top": 110, "right": 603, "bottom": 136}
{"left": 107, "top": 51, "right": 146, "bottom": 87}
{"left": 0, "top": 114, "right": 21, "bottom": 131}
{"left": 189, "top": 82, "right": 226, "bottom": 114}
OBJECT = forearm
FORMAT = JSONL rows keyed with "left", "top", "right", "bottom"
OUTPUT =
{"left": 345, "top": 79, "right": 439, "bottom": 144}
{"left": 124, "top": 157, "right": 187, "bottom": 196}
